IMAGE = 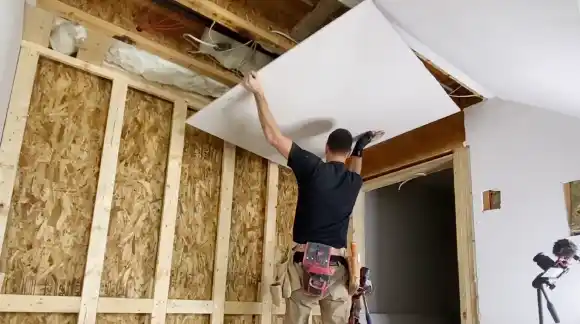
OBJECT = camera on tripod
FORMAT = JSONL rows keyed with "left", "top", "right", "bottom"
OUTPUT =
{"left": 532, "top": 238, "right": 579, "bottom": 324}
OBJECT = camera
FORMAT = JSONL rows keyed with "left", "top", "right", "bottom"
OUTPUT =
{"left": 532, "top": 238, "right": 578, "bottom": 324}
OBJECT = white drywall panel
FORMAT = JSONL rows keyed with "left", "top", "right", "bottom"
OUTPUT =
{"left": 464, "top": 98, "right": 580, "bottom": 324}
{"left": 187, "top": 0, "right": 459, "bottom": 166}
{"left": 365, "top": 170, "right": 458, "bottom": 322}
{"left": 0, "top": 1, "right": 24, "bottom": 145}
{"left": 375, "top": 0, "right": 580, "bottom": 118}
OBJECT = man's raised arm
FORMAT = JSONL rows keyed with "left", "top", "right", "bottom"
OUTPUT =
{"left": 243, "top": 71, "right": 292, "bottom": 159}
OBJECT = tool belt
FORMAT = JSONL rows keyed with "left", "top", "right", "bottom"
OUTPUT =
{"left": 294, "top": 242, "right": 347, "bottom": 297}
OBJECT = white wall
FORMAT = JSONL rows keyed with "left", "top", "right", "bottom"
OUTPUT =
{"left": 364, "top": 170, "right": 458, "bottom": 324}
{"left": 0, "top": 1, "right": 24, "bottom": 144}
{"left": 465, "top": 98, "right": 580, "bottom": 324}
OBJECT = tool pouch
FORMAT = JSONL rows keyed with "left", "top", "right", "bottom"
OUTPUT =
{"left": 301, "top": 242, "right": 335, "bottom": 297}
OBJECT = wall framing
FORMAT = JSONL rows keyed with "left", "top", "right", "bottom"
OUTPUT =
{"left": 360, "top": 147, "right": 480, "bottom": 324}
{"left": 0, "top": 5, "right": 357, "bottom": 323}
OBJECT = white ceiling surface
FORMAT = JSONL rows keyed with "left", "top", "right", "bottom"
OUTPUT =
{"left": 187, "top": 0, "right": 460, "bottom": 166}
{"left": 375, "top": 0, "right": 580, "bottom": 118}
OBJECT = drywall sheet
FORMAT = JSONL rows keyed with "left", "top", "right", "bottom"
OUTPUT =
{"left": 375, "top": 0, "right": 580, "bottom": 118}
{"left": 187, "top": 0, "right": 459, "bottom": 166}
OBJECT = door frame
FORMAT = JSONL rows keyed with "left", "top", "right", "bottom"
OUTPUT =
{"left": 358, "top": 146, "right": 479, "bottom": 324}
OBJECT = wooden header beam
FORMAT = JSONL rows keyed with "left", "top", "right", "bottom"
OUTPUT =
{"left": 361, "top": 112, "right": 466, "bottom": 181}
{"left": 36, "top": 0, "right": 240, "bottom": 86}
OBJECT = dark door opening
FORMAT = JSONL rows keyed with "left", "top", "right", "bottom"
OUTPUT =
{"left": 364, "top": 168, "right": 460, "bottom": 324}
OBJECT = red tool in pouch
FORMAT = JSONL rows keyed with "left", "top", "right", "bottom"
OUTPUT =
{"left": 301, "top": 242, "right": 335, "bottom": 296}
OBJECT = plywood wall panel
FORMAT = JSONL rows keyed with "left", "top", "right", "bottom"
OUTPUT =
{"left": 275, "top": 168, "right": 297, "bottom": 264}
{"left": 99, "top": 88, "right": 173, "bottom": 299}
{"left": 224, "top": 315, "right": 259, "bottom": 324}
{"left": 96, "top": 314, "right": 150, "bottom": 324}
{"left": 166, "top": 314, "right": 210, "bottom": 324}
{"left": 0, "top": 58, "right": 111, "bottom": 296}
{"left": 0, "top": 313, "right": 76, "bottom": 324}
{"left": 169, "top": 126, "right": 223, "bottom": 300}
{"left": 226, "top": 149, "right": 267, "bottom": 302}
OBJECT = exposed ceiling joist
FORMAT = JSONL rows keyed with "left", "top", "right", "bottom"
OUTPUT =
{"left": 291, "top": 0, "right": 344, "bottom": 42}
{"left": 36, "top": 0, "right": 241, "bottom": 86}
{"left": 174, "top": 0, "right": 297, "bottom": 52}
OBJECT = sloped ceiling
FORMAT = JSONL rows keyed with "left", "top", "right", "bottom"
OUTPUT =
{"left": 375, "top": 0, "right": 580, "bottom": 118}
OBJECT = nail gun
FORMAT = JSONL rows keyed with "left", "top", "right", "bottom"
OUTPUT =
{"left": 348, "top": 267, "right": 373, "bottom": 324}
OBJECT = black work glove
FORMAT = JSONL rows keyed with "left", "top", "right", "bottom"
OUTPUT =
{"left": 351, "top": 131, "right": 375, "bottom": 157}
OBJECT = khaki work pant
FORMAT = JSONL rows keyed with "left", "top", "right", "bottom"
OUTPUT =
{"left": 283, "top": 261, "right": 351, "bottom": 324}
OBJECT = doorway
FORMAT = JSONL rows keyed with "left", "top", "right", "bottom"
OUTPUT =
{"left": 364, "top": 167, "right": 460, "bottom": 324}
{"left": 355, "top": 148, "right": 478, "bottom": 324}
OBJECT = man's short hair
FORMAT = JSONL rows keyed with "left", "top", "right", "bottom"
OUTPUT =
{"left": 326, "top": 128, "right": 353, "bottom": 154}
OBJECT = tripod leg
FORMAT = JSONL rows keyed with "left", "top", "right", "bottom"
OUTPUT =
{"left": 537, "top": 288, "right": 544, "bottom": 324}
{"left": 540, "top": 286, "right": 560, "bottom": 323}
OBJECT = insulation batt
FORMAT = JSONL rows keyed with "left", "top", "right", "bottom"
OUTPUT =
{"left": 49, "top": 19, "right": 229, "bottom": 98}
{"left": 105, "top": 42, "right": 229, "bottom": 98}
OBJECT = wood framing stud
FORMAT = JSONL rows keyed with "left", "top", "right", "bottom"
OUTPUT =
{"left": 0, "top": 47, "right": 39, "bottom": 262}
{"left": 151, "top": 99, "right": 188, "bottom": 324}
{"left": 351, "top": 191, "right": 366, "bottom": 265}
{"left": 0, "top": 294, "right": 321, "bottom": 315}
{"left": 453, "top": 147, "right": 480, "bottom": 324}
{"left": 36, "top": 0, "right": 240, "bottom": 86}
{"left": 76, "top": 28, "right": 114, "bottom": 66}
{"left": 23, "top": 4, "right": 55, "bottom": 47}
{"left": 77, "top": 79, "right": 128, "bottom": 324}
{"left": 211, "top": 142, "right": 236, "bottom": 324}
{"left": 260, "top": 162, "right": 279, "bottom": 324}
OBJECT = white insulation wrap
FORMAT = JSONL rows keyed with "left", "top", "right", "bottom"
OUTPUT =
{"left": 104, "top": 41, "right": 229, "bottom": 98}
{"left": 48, "top": 19, "right": 229, "bottom": 98}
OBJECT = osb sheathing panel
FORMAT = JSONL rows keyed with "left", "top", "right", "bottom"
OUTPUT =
{"left": 169, "top": 125, "right": 223, "bottom": 302}
{"left": 99, "top": 88, "right": 173, "bottom": 300}
{"left": 167, "top": 315, "right": 211, "bottom": 324}
{"left": 212, "top": 0, "right": 314, "bottom": 34}
{"left": 0, "top": 313, "right": 76, "bottom": 324}
{"left": 224, "top": 315, "right": 259, "bottom": 324}
{"left": 165, "top": 314, "right": 210, "bottom": 324}
{"left": 275, "top": 168, "right": 297, "bottom": 264}
{"left": 0, "top": 58, "right": 111, "bottom": 324}
{"left": 226, "top": 149, "right": 267, "bottom": 304}
{"left": 96, "top": 314, "right": 150, "bottom": 324}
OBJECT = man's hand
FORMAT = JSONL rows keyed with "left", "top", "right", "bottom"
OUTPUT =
{"left": 352, "top": 130, "right": 384, "bottom": 157}
{"left": 243, "top": 71, "right": 264, "bottom": 95}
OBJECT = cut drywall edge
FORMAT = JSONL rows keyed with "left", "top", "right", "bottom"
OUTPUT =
{"left": 49, "top": 19, "right": 229, "bottom": 98}
{"left": 373, "top": 0, "right": 495, "bottom": 98}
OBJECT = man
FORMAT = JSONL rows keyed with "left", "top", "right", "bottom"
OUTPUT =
{"left": 242, "top": 71, "right": 377, "bottom": 324}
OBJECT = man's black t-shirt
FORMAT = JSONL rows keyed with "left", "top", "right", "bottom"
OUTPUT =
{"left": 287, "top": 142, "right": 363, "bottom": 249}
